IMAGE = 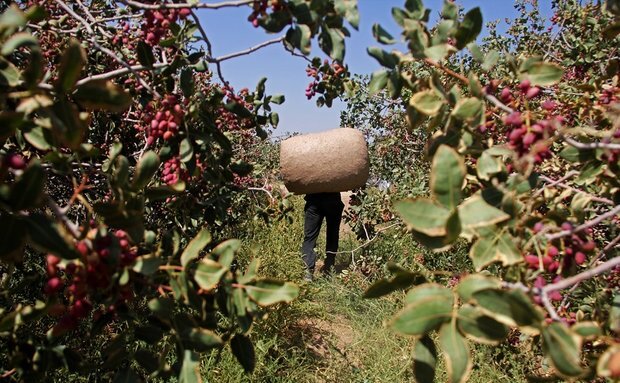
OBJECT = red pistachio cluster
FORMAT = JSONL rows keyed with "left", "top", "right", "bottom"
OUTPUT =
{"left": 161, "top": 157, "right": 188, "bottom": 185}
{"left": 46, "top": 229, "right": 137, "bottom": 336}
{"left": 248, "top": 0, "right": 285, "bottom": 27}
{"left": 141, "top": 94, "right": 186, "bottom": 145}
{"left": 142, "top": 7, "right": 191, "bottom": 45}
{"left": 526, "top": 222, "right": 596, "bottom": 274}
{"left": 305, "top": 60, "right": 346, "bottom": 100}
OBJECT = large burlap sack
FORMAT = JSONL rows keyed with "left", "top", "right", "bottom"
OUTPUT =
{"left": 280, "top": 128, "right": 369, "bottom": 194}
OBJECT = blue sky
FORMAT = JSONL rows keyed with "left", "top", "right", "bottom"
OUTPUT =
{"left": 197, "top": 1, "right": 553, "bottom": 135}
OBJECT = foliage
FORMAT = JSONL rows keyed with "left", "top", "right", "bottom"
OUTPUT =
{"left": 0, "top": 0, "right": 359, "bottom": 381}
{"left": 345, "top": 0, "right": 620, "bottom": 381}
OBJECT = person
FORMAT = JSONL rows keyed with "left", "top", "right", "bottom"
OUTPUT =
{"left": 301, "top": 192, "right": 344, "bottom": 281}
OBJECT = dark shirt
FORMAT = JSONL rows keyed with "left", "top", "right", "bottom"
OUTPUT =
{"left": 304, "top": 192, "right": 341, "bottom": 202}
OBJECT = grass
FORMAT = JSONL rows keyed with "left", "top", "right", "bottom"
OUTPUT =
{"left": 204, "top": 195, "right": 534, "bottom": 382}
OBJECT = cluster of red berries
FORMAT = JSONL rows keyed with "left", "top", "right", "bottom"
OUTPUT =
{"left": 499, "top": 79, "right": 542, "bottom": 104}
{"left": 504, "top": 111, "right": 557, "bottom": 163}
{"left": 304, "top": 61, "right": 346, "bottom": 100}
{"left": 141, "top": 94, "right": 186, "bottom": 145}
{"left": 161, "top": 157, "right": 188, "bottom": 185}
{"left": 142, "top": 7, "right": 191, "bottom": 45}
{"left": 248, "top": 0, "right": 284, "bottom": 27}
{"left": 215, "top": 87, "right": 254, "bottom": 131}
{"left": 525, "top": 222, "right": 596, "bottom": 274}
{"left": 45, "top": 229, "right": 136, "bottom": 336}
{"left": 112, "top": 21, "right": 137, "bottom": 49}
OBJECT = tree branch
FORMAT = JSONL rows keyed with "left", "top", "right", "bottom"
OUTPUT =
{"left": 545, "top": 204, "right": 620, "bottom": 241}
{"left": 119, "top": 0, "right": 254, "bottom": 10}
{"left": 564, "top": 136, "right": 620, "bottom": 150}
{"left": 209, "top": 36, "right": 285, "bottom": 63}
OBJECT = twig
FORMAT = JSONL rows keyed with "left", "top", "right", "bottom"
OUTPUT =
{"left": 559, "top": 233, "right": 620, "bottom": 310}
{"left": 247, "top": 186, "right": 275, "bottom": 202}
{"left": 209, "top": 36, "right": 285, "bottom": 63}
{"left": 55, "top": 0, "right": 158, "bottom": 96}
{"left": 545, "top": 204, "right": 620, "bottom": 241}
{"left": 542, "top": 255, "right": 620, "bottom": 294}
{"left": 538, "top": 174, "right": 614, "bottom": 205}
{"left": 564, "top": 136, "right": 620, "bottom": 150}
{"left": 120, "top": 0, "right": 254, "bottom": 10}
{"left": 47, "top": 197, "right": 81, "bottom": 238}
{"left": 532, "top": 170, "right": 579, "bottom": 198}
{"left": 422, "top": 58, "right": 514, "bottom": 113}
{"left": 334, "top": 222, "right": 401, "bottom": 256}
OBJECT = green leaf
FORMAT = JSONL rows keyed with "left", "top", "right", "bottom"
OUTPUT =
{"left": 395, "top": 198, "right": 451, "bottom": 237}
{"left": 180, "top": 228, "right": 212, "bottom": 267}
{"left": 424, "top": 43, "right": 455, "bottom": 62}
{"left": 541, "top": 322, "right": 584, "bottom": 378}
{"left": 364, "top": 264, "right": 425, "bottom": 298}
{"left": 609, "top": 293, "right": 620, "bottom": 333}
{"left": 0, "top": 57, "right": 21, "bottom": 87}
{"left": 482, "top": 50, "right": 500, "bottom": 71}
{"left": 270, "top": 111, "right": 279, "bottom": 127}
{"left": 285, "top": 24, "right": 312, "bottom": 55}
{"left": 430, "top": 145, "right": 465, "bottom": 210}
{"left": 439, "top": 321, "right": 472, "bottom": 383}
{"left": 270, "top": 94, "right": 285, "bottom": 104}
{"left": 1, "top": 32, "right": 38, "bottom": 56}
{"left": 179, "top": 350, "right": 202, "bottom": 383}
{"left": 334, "top": 0, "right": 359, "bottom": 29}
{"left": 413, "top": 335, "right": 438, "bottom": 383}
{"left": 454, "top": 7, "right": 482, "bottom": 49}
{"left": 245, "top": 279, "right": 299, "bottom": 306}
{"left": 132, "top": 255, "right": 162, "bottom": 276}
{"left": 472, "top": 288, "right": 544, "bottom": 329}
{"left": 230, "top": 334, "right": 255, "bottom": 373}
{"left": 458, "top": 195, "right": 510, "bottom": 230}
{"left": 457, "top": 305, "right": 509, "bottom": 345}
{"left": 180, "top": 67, "right": 194, "bottom": 97}
{"left": 391, "top": 284, "right": 454, "bottom": 336}
{"left": 212, "top": 239, "right": 240, "bottom": 268}
{"left": 8, "top": 162, "right": 45, "bottom": 210}
{"left": 320, "top": 27, "right": 345, "bottom": 61}
{"left": 132, "top": 151, "right": 160, "bottom": 190}
{"left": 0, "top": 111, "right": 24, "bottom": 141}
{"left": 372, "top": 23, "right": 395, "bottom": 44}
{"left": 26, "top": 214, "right": 78, "bottom": 259}
{"left": 368, "top": 69, "right": 389, "bottom": 94}
{"left": 409, "top": 90, "right": 445, "bottom": 116}
{"left": 51, "top": 98, "right": 86, "bottom": 150}
{"left": 179, "top": 138, "right": 194, "bottom": 163}
{"left": 441, "top": 1, "right": 458, "bottom": 19}
{"left": 136, "top": 41, "right": 155, "bottom": 68}
{"left": 469, "top": 230, "right": 521, "bottom": 271}
{"left": 559, "top": 145, "right": 595, "bottom": 162}
{"left": 56, "top": 38, "right": 86, "bottom": 93}
{"left": 476, "top": 151, "right": 503, "bottom": 181}
{"left": 186, "top": 328, "right": 223, "bottom": 351}
{"left": 451, "top": 97, "right": 484, "bottom": 126}
{"left": 73, "top": 79, "right": 132, "bottom": 112}
{"left": 367, "top": 46, "right": 398, "bottom": 68}
{"left": 0, "top": 214, "right": 26, "bottom": 263}
{"left": 572, "top": 321, "right": 600, "bottom": 340}
{"left": 456, "top": 274, "right": 501, "bottom": 302}
{"left": 148, "top": 297, "right": 174, "bottom": 318}
{"left": 194, "top": 259, "right": 227, "bottom": 291}
{"left": 525, "top": 62, "right": 563, "bottom": 86}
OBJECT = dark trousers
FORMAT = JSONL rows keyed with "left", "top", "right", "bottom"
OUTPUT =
{"left": 301, "top": 193, "right": 344, "bottom": 273}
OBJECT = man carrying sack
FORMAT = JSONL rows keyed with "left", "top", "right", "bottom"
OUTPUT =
{"left": 280, "top": 128, "right": 369, "bottom": 281}
{"left": 301, "top": 192, "right": 344, "bottom": 281}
